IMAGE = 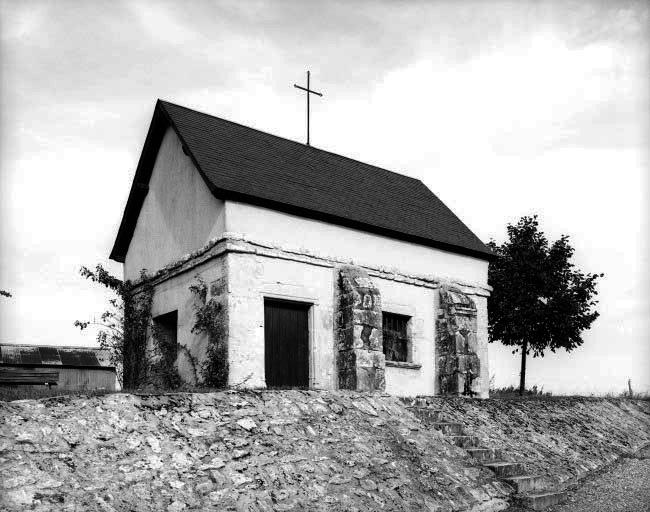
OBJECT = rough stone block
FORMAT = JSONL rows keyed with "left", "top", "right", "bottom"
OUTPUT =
{"left": 483, "top": 462, "right": 525, "bottom": 478}
{"left": 454, "top": 332, "right": 466, "bottom": 353}
{"left": 371, "top": 351, "right": 385, "bottom": 368}
{"left": 355, "top": 366, "right": 385, "bottom": 392}
{"left": 338, "top": 368, "right": 356, "bottom": 390}
{"left": 374, "top": 368, "right": 385, "bottom": 390}
{"left": 353, "top": 309, "right": 382, "bottom": 328}
{"left": 354, "top": 291, "right": 381, "bottom": 311}
{"left": 466, "top": 332, "right": 478, "bottom": 353}
{"left": 337, "top": 327, "right": 355, "bottom": 351}
{"left": 436, "top": 286, "right": 482, "bottom": 396}
{"left": 354, "top": 349, "right": 374, "bottom": 368}
{"left": 518, "top": 491, "right": 567, "bottom": 510}
{"left": 353, "top": 324, "right": 382, "bottom": 351}
{"left": 337, "top": 266, "right": 385, "bottom": 392}
{"left": 337, "top": 350, "right": 356, "bottom": 371}
{"left": 337, "top": 349, "right": 385, "bottom": 372}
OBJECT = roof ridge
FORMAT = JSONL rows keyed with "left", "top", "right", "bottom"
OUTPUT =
{"left": 158, "top": 99, "right": 423, "bottom": 184}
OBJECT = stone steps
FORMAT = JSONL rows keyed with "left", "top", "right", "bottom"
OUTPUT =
{"left": 407, "top": 406, "right": 443, "bottom": 423}
{"left": 410, "top": 403, "right": 567, "bottom": 510}
{"left": 517, "top": 491, "right": 567, "bottom": 510}
{"left": 483, "top": 461, "right": 526, "bottom": 478}
{"left": 465, "top": 447, "right": 502, "bottom": 463}
{"left": 448, "top": 435, "right": 481, "bottom": 448}
{"left": 432, "top": 422, "right": 463, "bottom": 435}
{"left": 503, "top": 475, "right": 547, "bottom": 493}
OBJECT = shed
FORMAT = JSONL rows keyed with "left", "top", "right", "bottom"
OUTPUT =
{"left": 0, "top": 344, "right": 116, "bottom": 391}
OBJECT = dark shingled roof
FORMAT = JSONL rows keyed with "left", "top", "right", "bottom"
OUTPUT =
{"left": 110, "top": 100, "right": 491, "bottom": 262}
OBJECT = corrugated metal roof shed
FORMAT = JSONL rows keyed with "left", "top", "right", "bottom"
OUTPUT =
{"left": 0, "top": 344, "right": 113, "bottom": 369}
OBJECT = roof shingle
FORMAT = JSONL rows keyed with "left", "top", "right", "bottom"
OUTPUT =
{"left": 110, "top": 100, "right": 491, "bottom": 262}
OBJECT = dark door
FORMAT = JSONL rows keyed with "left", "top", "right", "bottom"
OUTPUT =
{"left": 264, "top": 299, "right": 310, "bottom": 388}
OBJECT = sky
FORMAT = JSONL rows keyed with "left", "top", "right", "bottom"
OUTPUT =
{"left": 0, "top": 0, "right": 648, "bottom": 395}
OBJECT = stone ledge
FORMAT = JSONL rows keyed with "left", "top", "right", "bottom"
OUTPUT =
{"left": 385, "top": 361, "right": 422, "bottom": 370}
{"left": 129, "top": 232, "right": 492, "bottom": 297}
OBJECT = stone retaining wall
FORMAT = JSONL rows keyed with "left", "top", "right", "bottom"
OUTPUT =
{"left": 1, "top": 393, "right": 647, "bottom": 511}
{"left": 1, "top": 391, "right": 509, "bottom": 512}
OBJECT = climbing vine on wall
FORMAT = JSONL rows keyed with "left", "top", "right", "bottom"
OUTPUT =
{"left": 122, "top": 271, "right": 156, "bottom": 389}
{"left": 76, "top": 265, "right": 154, "bottom": 389}
{"left": 148, "top": 323, "right": 182, "bottom": 389}
{"left": 190, "top": 278, "right": 228, "bottom": 387}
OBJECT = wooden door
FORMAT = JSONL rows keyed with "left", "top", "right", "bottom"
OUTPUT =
{"left": 264, "top": 299, "right": 310, "bottom": 388}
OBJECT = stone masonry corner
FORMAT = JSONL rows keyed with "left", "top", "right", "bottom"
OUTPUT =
{"left": 336, "top": 266, "right": 385, "bottom": 392}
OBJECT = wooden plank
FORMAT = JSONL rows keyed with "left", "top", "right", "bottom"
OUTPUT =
{"left": 0, "top": 367, "right": 59, "bottom": 385}
{"left": 56, "top": 368, "right": 115, "bottom": 391}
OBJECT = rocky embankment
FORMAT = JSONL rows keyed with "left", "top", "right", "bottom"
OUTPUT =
{"left": 1, "top": 391, "right": 509, "bottom": 512}
{"left": 1, "top": 392, "right": 648, "bottom": 512}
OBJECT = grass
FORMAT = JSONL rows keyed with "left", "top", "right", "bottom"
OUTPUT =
{"left": 489, "top": 384, "right": 649, "bottom": 400}
{"left": 489, "top": 384, "right": 552, "bottom": 398}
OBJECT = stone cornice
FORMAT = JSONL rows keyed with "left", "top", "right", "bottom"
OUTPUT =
{"left": 129, "top": 232, "right": 492, "bottom": 297}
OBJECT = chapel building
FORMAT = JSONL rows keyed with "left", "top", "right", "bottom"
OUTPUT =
{"left": 110, "top": 100, "right": 492, "bottom": 397}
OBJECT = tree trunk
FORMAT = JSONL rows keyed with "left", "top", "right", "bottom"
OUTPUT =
{"left": 519, "top": 340, "right": 528, "bottom": 396}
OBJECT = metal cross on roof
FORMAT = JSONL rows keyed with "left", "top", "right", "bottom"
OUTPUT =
{"left": 293, "top": 70, "right": 323, "bottom": 146}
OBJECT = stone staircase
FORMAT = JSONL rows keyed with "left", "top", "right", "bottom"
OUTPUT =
{"left": 406, "top": 401, "right": 567, "bottom": 510}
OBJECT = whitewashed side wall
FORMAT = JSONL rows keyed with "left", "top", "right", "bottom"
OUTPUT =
{"left": 124, "top": 128, "right": 226, "bottom": 282}
{"left": 378, "top": 277, "right": 438, "bottom": 396}
{"left": 226, "top": 251, "right": 445, "bottom": 396}
{"left": 148, "top": 256, "right": 227, "bottom": 385}
{"left": 145, "top": 249, "right": 487, "bottom": 396}
{"left": 227, "top": 253, "right": 336, "bottom": 389}
{"left": 475, "top": 295, "right": 490, "bottom": 398}
{"left": 224, "top": 200, "right": 489, "bottom": 286}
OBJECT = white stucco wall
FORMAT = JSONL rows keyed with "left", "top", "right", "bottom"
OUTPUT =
{"left": 378, "top": 277, "right": 438, "bottom": 397}
{"left": 147, "top": 256, "right": 228, "bottom": 384}
{"left": 143, "top": 240, "right": 488, "bottom": 396}
{"left": 147, "top": 248, "right": 489, "bottom": 397}
{"left": 227, "top": 253, "right": 336, "bottom": 389}
{"left": 224, "top": 200, "right": 488, "bottom": 286}
{"left": 475, "top": 295, "right": 490, "bottom": 398}
{"left": 224, "top": 249, "right": 458, "bottom": 396}
{"left": 124, "top": 128, "right": 226, "bottom": 281}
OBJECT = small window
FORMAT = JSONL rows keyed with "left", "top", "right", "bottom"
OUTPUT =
{"left": 382, "top": 312, "right": 410, "bottom": 363}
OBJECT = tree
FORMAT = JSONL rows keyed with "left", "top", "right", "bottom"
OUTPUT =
{"left": 74, "top": 265, "right": 126, "bottom": 386}
{"left": 74, "top": 265, "right": 153, "bottom": 388}
{"left": 487, "top": 216, "right": 603, "bottom": 395}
